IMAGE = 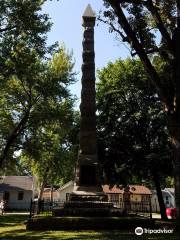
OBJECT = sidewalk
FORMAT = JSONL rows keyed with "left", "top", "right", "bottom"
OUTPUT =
{"left": 152, "top": 213, "right": 161, "bottom": 219}
{"left": 4, "top": 211, "right": 29, "bottom": 215}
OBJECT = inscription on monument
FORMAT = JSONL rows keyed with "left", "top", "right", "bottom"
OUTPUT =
{"left": 80, "top": 165, "right": 97, "bottom": 186}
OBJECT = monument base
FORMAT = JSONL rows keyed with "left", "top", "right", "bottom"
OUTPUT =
{"left": 53, "top": 184, "right": 115, "bottom": 217}
{"left": 69, "top": 185, "right": 108, "bottom": 201}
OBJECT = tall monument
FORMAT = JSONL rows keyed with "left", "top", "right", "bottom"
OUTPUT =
{"left": 53, "top": 5, "right": 113, "bottom": 217}
{"left": 72, "top": 4, "right": 104, "bottom": 197}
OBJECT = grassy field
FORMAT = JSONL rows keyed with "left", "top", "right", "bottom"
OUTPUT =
{"left": 0, "top": 214, "right": 179, "bottom": 240}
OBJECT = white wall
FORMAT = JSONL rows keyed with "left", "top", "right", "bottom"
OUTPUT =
{"left": 162, "top": 191, "right": 175, "bottom": 208}
{"left": 58, "top": 183, "right": 73, "bottom": 201}
{"left": 151, "top": 190, "right": 175, "bottom": 213}
{"left": 6, "top": 190, "right": 32, "bottom": 210}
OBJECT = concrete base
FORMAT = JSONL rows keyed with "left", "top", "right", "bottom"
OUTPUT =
{"left": 26, "top": 216, "right": 154, "bottom": 230}
{"left": 69, "top": 185, "right": 108, "bottom": 201}
{"left": 53, "top": 207, "right": 121, "bottom": 217}
{"left": 54, "top": 187, "right": 112, "bottom": 217}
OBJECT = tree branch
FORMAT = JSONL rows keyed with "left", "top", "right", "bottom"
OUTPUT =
{"left": 0, "top": 105, "right": 32, "bottom": 168}
{"left": 107, "top": 0, "right": 167, "bottom": 103}
{"left": 146, "top": 0, "right": 174, "bottom": 54}
{"left": 118, "top": 0, "right": 146, "bottom": 4}
{"left": 98, "top": 16, "right": 129, "bottom": 42}
{"left": 0, "top": 25, "right": 16, "bottom": 33}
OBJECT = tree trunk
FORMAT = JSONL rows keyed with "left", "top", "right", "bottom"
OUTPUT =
{"left": 38, "top": 179, "right": 46, "bottom": 201}
{"left": 169, "top": 119, "right": 180, "bottom": 229}
{"left": 38, "top": 167, "right": 50, "bottom": 200}
{"left": 50, "top": 185, "right": 53, "bottom": 203}
{"left": 0, "top": 108, "right": 31, "bottom": 168}
{"left": 152, "top": 171, "right": 168, "bottom": 220}
{"left": 170, "top": 16, "right": 180, "bottom": 228}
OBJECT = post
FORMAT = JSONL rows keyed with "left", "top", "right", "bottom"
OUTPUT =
{"left": 50, "top": 185, "right": 53, "bottom": 207}
{"left": 29, "top": 199, "right": 33, "bottom": 219}
{"left": 149, "top": 198, "right": 152, "bottom": 220}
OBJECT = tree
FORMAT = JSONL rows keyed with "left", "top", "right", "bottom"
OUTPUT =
{"left": 0, "top": 0, "right": 52, "bottom": 75}
{"left": 96, "top": 58, "right": 172, "bottom": 220}
{"left": 20, "top": 108, "right": 79, "bottom": 199}
{"left": 102, "top": 0, "right": 180, "bottom": 227}
{"left": 0, "top": 46, "right": 76, "bottom": 170}
{"left": 0, "top": 0, "right": 54, "bottom": 167}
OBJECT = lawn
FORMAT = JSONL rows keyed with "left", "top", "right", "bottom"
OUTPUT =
{"left": 0, "top": 214, "right": 179, "bottom": 240}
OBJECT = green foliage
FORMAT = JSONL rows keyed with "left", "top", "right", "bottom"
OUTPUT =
{"left": 97, "top": 58, "right": 172, "bottom": 186}
{"left": 0, "top": 1, "right": 79, "bottom": 186}
{"left": 165, "top": 176, "right": 174, "bottom": 188}
{"left": 101, "top": 0, "right": 179, "bottom": 114}
{"left": 0, "top": 0, "right": 55, "bottom": 168}
{"left": 0, "top": 0, "right": 53, "bottom": 75}
{"left": 0, "top": 46, "right": 79, "bottom": 186}
{"left": 20, "top": 109, "right": 79, "bottom": 186}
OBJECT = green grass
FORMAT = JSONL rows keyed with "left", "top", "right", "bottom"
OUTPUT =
{"left": 0, "top": 214, "right": 179, "bottom": 240}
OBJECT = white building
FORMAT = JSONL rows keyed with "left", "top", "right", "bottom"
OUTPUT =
{"left": 58, "top": 181, "right": 74, "bottom": 201}
{"left": 0, "top": 176, "right": 35, "bottom": 210}
{"left": 163, "top": 188, "right": 175, "bottom": 208}
{"left": 151, "top": 188, "right": 175, "bottom": 212}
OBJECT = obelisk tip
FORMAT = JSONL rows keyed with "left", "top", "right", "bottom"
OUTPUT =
{"left": 83, "top": 4, "right": 96, "bottom": 18}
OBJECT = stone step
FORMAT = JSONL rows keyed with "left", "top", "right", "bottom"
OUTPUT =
{"left": 53, "top": 207, "right": 124, "bottom": 217}
{"left": 68, "top": 193, "right": 108, "bottom": 201}
{"left": 64, "top": 201, "right": 113, "bottom": 209}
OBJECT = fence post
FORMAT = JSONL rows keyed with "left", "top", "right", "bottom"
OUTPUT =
{"left": 29, "top": 199, "right": 33, "bottom": 219}
{"left": 149, "top": 199, "right": 152, "bottom": 220}
{"left": 37, "top": 199, "right": 41, "bottom": 214}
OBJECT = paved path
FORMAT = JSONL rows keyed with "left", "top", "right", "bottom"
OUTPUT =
{"left": 152, "top": 213, "right": 161, "bottom": 219}
{"left": 4, "top": 212, "right": 29, "bottom": 215}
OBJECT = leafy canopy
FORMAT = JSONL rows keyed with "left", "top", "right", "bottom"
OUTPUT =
{"left": 97, "top": 58, "right": 172, "bottom": 187}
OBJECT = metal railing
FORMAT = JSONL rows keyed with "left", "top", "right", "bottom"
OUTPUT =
{"left": 29, "top": 199, "right": 152, "bottom": 219}
{"left": 29, "top": 199, "right": 64, "bottom": 218}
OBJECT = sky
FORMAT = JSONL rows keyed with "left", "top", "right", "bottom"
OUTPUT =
{"left": 42, "top": 0, "right": 130, "bottom": 106}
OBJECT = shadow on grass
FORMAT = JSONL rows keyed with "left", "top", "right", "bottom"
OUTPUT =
{"left": 0, "top": 215, "right": 179, "bottom": 240}
{"left": 1, "top": 229, "right": 179, "bottom": 240}
{"left": 0, "top": 214, "right": 28, "bottom": 223}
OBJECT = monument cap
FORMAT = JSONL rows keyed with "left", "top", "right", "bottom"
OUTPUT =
{"left": 83, "top": 4, "right": 96, "bottom": 18}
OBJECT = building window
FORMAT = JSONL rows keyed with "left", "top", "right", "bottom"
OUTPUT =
{"left": 18, "top": 192, "right": 24, "bottom": 200}
{"left": 4, "top": 191, "right": 10, "bottom": 201}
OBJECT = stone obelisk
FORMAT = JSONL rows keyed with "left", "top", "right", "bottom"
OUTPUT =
{"left": 72, "top": 4, "right": 103, "bottom": 196}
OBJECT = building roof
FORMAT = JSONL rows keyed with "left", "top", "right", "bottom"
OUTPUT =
{"left": 152, "top": 188, "right": 175, "bottom": 197}
{"left": 164, "top": 188, "right": 175, "bottom": 195}
{"left": 58, "top": 181, "right": 74, "bottom": 191}
{"left": 58, "top": 181, "right": 152, "bottom": 195}
{"left": 0, "top": 176, "right": 35, "bottom": 192}
{"left": 103, "top": 185, "right": 152, "bottom": 195}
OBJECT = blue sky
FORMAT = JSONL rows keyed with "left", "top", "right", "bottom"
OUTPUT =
{"left": 42, "top": 0, "right": 130, "bottom": 105}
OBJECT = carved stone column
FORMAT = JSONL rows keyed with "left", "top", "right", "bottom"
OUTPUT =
{"left": 73, "top": 4, "right": 103, "bottom": 194}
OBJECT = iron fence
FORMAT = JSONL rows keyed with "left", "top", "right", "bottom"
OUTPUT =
{"left": 29, "top": 199, "right": 64, "bottom": 218}
{"left": 29, "top": 199, "right": 152, "bottom": 219}
{"left": 112, "top": 200, "right": 152, "bottom": 218}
